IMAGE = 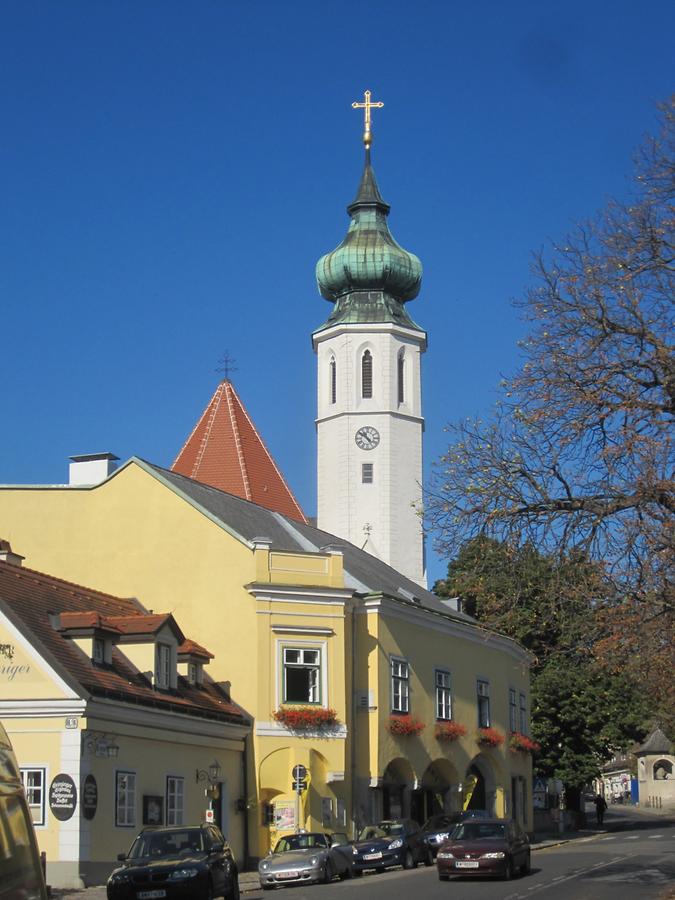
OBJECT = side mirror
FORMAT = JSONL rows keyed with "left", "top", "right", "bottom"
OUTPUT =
{"left": 117, "top": 853, "right": 127, "bottom": 862}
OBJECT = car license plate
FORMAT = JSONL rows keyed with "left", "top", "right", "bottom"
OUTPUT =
{"left": 137, "top": 892, "right": 167, "bottom": 899}
{"left": 455, "top": 860, "right": 479, "bottom": 869}
{"left": 364, "top": 852, "right": 382, "bottom": 860}
{"left": 278, "top": 871, "right": 298, "bottom": 879}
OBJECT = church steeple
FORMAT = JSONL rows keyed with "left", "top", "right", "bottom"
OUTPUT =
{"left": 313, "top": 92, "right": 427, "bottom": 587}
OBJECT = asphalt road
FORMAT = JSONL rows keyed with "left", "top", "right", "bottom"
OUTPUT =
{"left": 53, "top": 808, "right": 674, "bottom": 900}
{"left": 247, "top": 815, "right": 674, "bottom": 900}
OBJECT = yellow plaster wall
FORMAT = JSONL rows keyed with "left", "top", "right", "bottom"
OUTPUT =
{"left": 0, "top": 622, "right": 71, "bottom": 700}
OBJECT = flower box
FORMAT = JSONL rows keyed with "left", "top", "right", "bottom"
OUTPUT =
{"left": 509, "top": 732, "right": 540, "bottom": 754}
{"left": 272, "top": 706, "right": 339, "bottom": 730}
{"left": 477, "top": 727, "right": 505, "bottom": 748}
{"left": 435, "top": 721, "right": 467, "bottom": 742}
{"left": 387, "top": 715, "right": 425, "bottom": 737}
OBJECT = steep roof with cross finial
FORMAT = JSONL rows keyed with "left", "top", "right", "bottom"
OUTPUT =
{"left": 171, "top": 380, "right": 307, "bottom": 523}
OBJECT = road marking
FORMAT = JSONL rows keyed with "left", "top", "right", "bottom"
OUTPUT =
{"left": 600, "top": 837, "right": 616, "bottom": 841}
{"left": 625, "top": 835, "right": 639, "bottom": 839}
{"left": 515, "top": 855, "right": 629, "bottom": 896}
{"left": 648, "top": 834, "right": 663, "bottom": 839}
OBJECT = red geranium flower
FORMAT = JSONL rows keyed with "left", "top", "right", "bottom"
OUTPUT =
{"left": 387, "top": 715, "right": 425, "bottom": 737}
{"left": 435, "top": 721, "right": 467, "bottom": 742}
{"left": 509, "top": 732, "right": 540, "bottom": 753}
{"left": 272, "top": 707, "right": 339, "bottom": 730}
{"left": 477, "top": 727, "right": 505, "bottom": 748}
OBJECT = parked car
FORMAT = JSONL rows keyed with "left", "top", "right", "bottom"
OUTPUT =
{"left": 0, "top": 721, "right": 49, "bottom": 900}
{"left": 258, "top": 831, "right": 353, "bottom": 889}
{"left": 421, "top": 810, "right": 489, "bottom": 856}
{"left": 436, "top": 818, "right": 530, "bottom": 881}
{"left": 352, "top": 819, "right": 433, "bottom": 873}
{"left": 106, "top": 824, "right": 239, "bottom": 900}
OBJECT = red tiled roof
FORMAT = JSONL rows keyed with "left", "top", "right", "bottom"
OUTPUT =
{"left": 171, "top": 379, "right": 307, "bottom": 523}
{"left": 178, "top": 638, "right": 214, "bottom": 660}
{"left": 59, "top": 611, "right": 124, "bottom": 633}
{"left": 0, "top": 561, "right": 246, "bottom": 725}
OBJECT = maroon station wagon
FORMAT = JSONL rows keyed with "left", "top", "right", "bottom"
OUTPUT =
{"left": 436, "top": 818, "right": 530, "bottom": 881}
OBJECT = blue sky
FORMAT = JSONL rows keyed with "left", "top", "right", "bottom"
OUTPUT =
{"left": 1, "top": 1, "right": 673, "bottom": 585}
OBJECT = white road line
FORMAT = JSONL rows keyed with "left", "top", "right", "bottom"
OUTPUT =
{"left": 648, "top": 834, "right": 663, "bottom": 839}
{"left": 625, "top": 835, "right": 639, "bottom": 839}
{"left": 516, "top": 855, "right": 629, "bottom": 896}
{"left": 600, "top": 836, "right": 616, "bottom": 841}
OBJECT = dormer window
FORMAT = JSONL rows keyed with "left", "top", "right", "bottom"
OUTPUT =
{"left": 93, "top": 638, "right": 105, "bottom": 664}
{"left": 156, "top": 643, "right": 172, "bottom": 690}
{"left": 187, "top": 662, "right": 202, "bottom": 686}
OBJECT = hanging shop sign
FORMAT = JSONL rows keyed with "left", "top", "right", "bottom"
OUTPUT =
{"left": 49, "top": 773, "right": 77, "bottom": 821}
{"left": 82, "top": 774, "right": 98, "bottom": 820}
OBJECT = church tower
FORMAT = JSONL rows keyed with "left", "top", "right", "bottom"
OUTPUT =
{"left": 313, "top": 93, "right": 427, "bottom": 586}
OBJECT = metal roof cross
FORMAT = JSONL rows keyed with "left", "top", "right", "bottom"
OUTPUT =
{"left": 352, "top": 90, "right": 384, "bottom": 148}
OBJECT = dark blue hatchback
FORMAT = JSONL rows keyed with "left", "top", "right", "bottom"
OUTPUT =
{"left": 352, "top": 819, "right": 433, "bottom": 873}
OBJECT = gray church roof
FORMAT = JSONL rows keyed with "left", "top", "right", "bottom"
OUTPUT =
{"left": 143, "top": 460, "right": 479, "bottom": 627}
{"left": 635, "top": 728, "right": 673, "bottom": 756}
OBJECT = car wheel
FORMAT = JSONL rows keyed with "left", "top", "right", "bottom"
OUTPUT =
{"left": 204, "top": 879, "right": 214, "bottom": 900}
{"left": 439, "top": 874, "right": 450, "bottom": 881}
{"left": 403, "top": 849, "right": 415, "bottom": 870}
{"left": 521, "top": 852, "right": 531, "bottom": 876}
{"left": 341, "top": 864, "right": 353, "bottom": 879}
{"left": 225, "top": 874, "right": 240, "bottom": 900}
{"left": 322, "top": 860, "right": 334, "bottom": 883}
{"left": 423, "top": 848, "right": 434, "bottom": 867}
{"left": 503, "top": 858, "right": 513, "bottom": 881}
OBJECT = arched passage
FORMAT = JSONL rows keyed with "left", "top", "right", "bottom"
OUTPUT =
{"left": 464, "top": 754, "right": 499, "bottom": 816}
{"left": 410, "top": 758, "right": 460, "bottom": 823}
{"left": 382, "top": 757, "right": 415, "bottom": 820}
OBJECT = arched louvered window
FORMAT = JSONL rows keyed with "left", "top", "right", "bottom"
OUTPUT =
{"left": 329, "top": 357, "right": 337, "bottom": 404}
{"left": 397, "top": 351, "right": 405, "bottom": 404}
{"left": 361, "top": 350, "right": 373, "bottom": 399}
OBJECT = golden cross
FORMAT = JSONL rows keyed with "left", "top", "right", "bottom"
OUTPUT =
{"left": 352, "top": 90, "right": 384, "bottom": 148}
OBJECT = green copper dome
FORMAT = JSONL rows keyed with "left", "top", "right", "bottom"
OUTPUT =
{"left": 315, "top": 150, "right": 423, "bottom": 332}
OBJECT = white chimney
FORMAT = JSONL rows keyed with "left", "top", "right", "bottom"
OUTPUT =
{"left": 69, "top": 452, "right": 119, "bottom": 486}
{"left": 0, "top": 540, "right": 24, "bottom": 566}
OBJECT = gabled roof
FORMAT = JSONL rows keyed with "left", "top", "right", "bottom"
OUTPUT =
{"left": 171, "top": 380, "right": 307, "bottom": 524}
{"left": 0, "top": 560, "right": 246, "bottom": 725}
{"left": 636, "top": 728, "right": 673, "bottom": 756}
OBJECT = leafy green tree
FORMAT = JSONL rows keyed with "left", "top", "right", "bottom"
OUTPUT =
{"left": 435, "top": 537, "right": 648, "bottom": 808}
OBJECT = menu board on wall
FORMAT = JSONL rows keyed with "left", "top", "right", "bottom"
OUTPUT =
{"left": 49, "top": 774, "right": 77, "bottom": 821}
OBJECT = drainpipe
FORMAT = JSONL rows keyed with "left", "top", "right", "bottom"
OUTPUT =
{"left": 350, "top": 600, "right": 358, "bottom": 839}
{"left": 242, "top": 733, "right": 250, "bottom": 867}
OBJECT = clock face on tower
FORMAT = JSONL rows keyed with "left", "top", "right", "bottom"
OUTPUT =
{"left": 355, "top": 426, "right": 380, "bottom": 451}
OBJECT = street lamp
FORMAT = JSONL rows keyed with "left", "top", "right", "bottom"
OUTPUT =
{"left": 196, "top": 760, "right": 222, "bottom": 785}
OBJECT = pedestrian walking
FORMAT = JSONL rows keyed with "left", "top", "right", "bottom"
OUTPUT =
{"left": 594, "top": 793, "right": 608, "bottom": 826}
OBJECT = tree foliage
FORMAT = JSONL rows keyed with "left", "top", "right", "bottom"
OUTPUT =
{"left": 428, "top": 99, "right": 674, "bottom": 617}
{"left": 435, "top": 538, "right": 649, "bottom": 799}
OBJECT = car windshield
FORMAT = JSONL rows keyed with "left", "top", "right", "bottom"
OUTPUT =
{"left": 274, "top": 834, "right": 328, "bottom": 853}
{"left": 423, "top": 815, "right": 455, "bottom": 830}
{"left": 452, "top": 823, "right": 506, "bottom": 841}
{"left": 357, "top": 825, "right": 388, "bottom": 840}
{"left": 128, "top": 829, "right": 204, "bottom": 859}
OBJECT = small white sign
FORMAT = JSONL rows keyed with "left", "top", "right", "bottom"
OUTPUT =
{"left": 205, "top": 808, "right": 214, "bottom": 823}
{"left": 65, "top": 717, "right": 79, "bottom": 729}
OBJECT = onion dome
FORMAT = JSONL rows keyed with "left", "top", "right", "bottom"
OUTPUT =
{"left": 315, "top": 149, "right": 424, "bottom": 332}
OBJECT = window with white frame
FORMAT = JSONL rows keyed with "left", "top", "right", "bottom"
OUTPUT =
{"left": 20, "top": 768, "right": 46, "bottom": 825}
{"left": 391, "top": 658, "right": 410, "bottom": 713}
{"left": 156, "top": 643, "right": 171, "bottom": 689}
{"left": 283, "top": 647, "right": 321, "bottom": 704}
{"left": 116, "top": 771, "right": 136, "bottom": 827}
{"left": 362, "top": 463, "right": 374, "bottom": 484}
{"left": 166, "top": 775, "right": 184, "bottom": 826}
{"left": 435, "top": 669, "right": 452, "bottom": 720}
{"left": 519, "top": 692, "right": 527, "bottom": 734}
{"left": 477, "top": 679, "right": 491, "bottom": 728}
{"left": 509, "top": 688, "right": 518, "bottom": 732}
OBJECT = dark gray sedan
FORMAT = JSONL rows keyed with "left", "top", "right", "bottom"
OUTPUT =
{"left": 258, "top": 832, "right": 354, "bottom": 889}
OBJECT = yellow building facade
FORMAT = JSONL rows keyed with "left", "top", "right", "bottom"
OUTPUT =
{"left": 0, "top": 457, "right": 533, "bottom": 866}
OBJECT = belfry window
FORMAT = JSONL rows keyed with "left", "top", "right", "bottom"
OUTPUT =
{"left": 329, "top": 357, "right": 336, "bottom": 404}
{"left": 397, "top": 351, "right": 405, "bottom": 403}
{"left": 361, "top": 351, "right": 373, "bottom": 399}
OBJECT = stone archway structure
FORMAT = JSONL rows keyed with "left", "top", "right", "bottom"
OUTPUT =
{"left": 463, "top": 753, "right": 504, "bottom": 817}
{"left": 413, "top": 758, "right": 460, "bottom": 823}
{"left": 381, "top": 757, "right": 416, "bottom": 820}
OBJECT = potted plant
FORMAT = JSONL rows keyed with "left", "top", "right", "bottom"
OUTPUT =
{"left": 477, "top": 726, "right": 505, "bottom": 748}
{"left": 387, "top": 715, "right": 425, "bottom": 737}
{"left": 509, "top": 732, "right": 540, "bottom": 753}
{"left": 272, "top": 706, "right": 339, "bottom": 730}
{"left": 435, "top": 721, "right": 467, "bottom": 742}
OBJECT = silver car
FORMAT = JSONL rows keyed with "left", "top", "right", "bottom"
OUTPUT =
{"left": 258, "top": 831, "right": 354, "bottom": 889}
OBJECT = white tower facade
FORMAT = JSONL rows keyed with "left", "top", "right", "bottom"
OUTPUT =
{"left": 313, "top": 146, "right": 427, "bottom": 586}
